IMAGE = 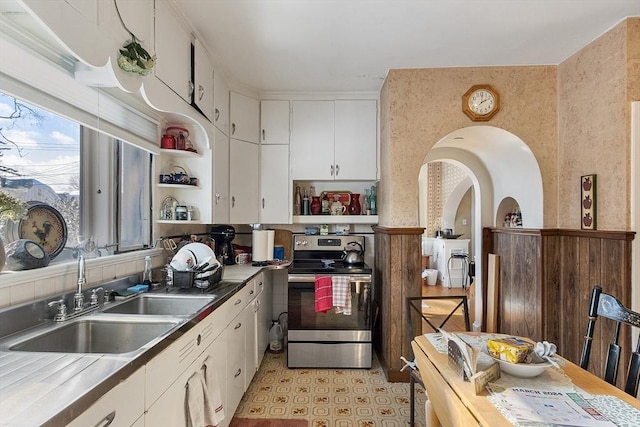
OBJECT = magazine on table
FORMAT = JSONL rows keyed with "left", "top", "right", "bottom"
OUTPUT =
{"left": 487, "top": 386, "right": 616, "bottom": 427}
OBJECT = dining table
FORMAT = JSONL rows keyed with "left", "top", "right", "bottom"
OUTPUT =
{"left": 411, "top": 332, "right": 640, "bottom": 427}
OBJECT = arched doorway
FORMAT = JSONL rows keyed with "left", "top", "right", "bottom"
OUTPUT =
{"left": 418, "top": 126, "right": 544, "bottom": 330}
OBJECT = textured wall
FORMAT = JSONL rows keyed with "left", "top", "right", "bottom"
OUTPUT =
{"left": 558, "top": 18, "right": 640, "bottom": 230}
{"left": 380, "top": 66, "right": 558, "bottom": 227}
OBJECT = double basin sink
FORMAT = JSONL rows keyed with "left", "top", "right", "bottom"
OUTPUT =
{"left": 3, "top": 294, "right": 217, "bottom": 355}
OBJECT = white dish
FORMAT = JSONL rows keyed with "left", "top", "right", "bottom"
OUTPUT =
{"left": 179, "top": 243, "right": 215, "bottom": 264}
{"left": 170, "top": 248, "right": 197, "bottom": 271}
{"left": 491, "top": 356, "right": 551, "bottom": 378}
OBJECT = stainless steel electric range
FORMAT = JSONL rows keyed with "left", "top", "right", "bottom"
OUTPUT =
{"left": 287, "top": 234, "right": 372, "bottom": 369}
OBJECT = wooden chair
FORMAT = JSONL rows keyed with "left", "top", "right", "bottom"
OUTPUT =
{"left": 580, "top": 286, "right": 640, "bottom": 396}
{"left": 405, "top": 295, "right": 471, "bottom": 426}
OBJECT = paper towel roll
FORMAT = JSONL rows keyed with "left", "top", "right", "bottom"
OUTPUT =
{"left": 266, "top": 230, "right": 275, "bottom": 261}
{"left": 252, "top": 230, "right": 269, "bottom": 262}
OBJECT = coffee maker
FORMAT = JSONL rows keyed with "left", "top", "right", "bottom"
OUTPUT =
{"left": 211, "top": 225, "right": 236, "bottom": 265}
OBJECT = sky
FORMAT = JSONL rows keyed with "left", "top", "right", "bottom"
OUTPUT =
{"left": 0, "top": 92, "right": 80, "bottom": 194}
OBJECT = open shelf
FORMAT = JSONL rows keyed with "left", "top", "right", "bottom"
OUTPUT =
{"left": 157, "top": 183, "right": 200, "bottom": 190}
{"left": 156, "top": 219, "right": 202, "bottom": 224}
{"left": 293, "top": 215, "right": 378, "bottom": 224}
{"left": 160, "top": 148, "right": 200, "bottom": 158}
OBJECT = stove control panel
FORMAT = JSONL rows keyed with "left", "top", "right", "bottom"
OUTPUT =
{"left": 293, "top": 235, "right": 365, "bottom": 252}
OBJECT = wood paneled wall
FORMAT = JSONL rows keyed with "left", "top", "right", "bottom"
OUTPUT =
{"left": 372, "top": 226, "right": 424, "bottom": 382}
{"left": 483, "top": 227, "right": 635, "bottom": 388}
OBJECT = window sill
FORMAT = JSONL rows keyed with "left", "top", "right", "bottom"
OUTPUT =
{"left": 0, "top": 248, "right": 164, "bottom": 288}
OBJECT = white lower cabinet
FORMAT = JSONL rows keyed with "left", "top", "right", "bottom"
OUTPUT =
{"left": 145, "top": 336, "right": 226, "bottom": 427}
{"left": 67, "top": 367, "right": 145, "bottom": 427}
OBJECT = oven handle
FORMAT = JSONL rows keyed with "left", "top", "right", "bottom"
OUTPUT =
{"left": 288, "top": 274, "right": 372, "bottom": 283}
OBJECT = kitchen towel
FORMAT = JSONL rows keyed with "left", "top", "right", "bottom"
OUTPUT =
{"left": 202, "top": 356, "right": 225, "bottom": 426}
{"left": 315, "top": 275, "right": 333, "bottom": 313}
{"left": 332, "top": 276, "right": 352, "bottom": 315}
{"left": 186, "top": 371, "right": 217, "bottom": 427}
{"left": 252, "top": 230, "right": 269, "bottom": 262}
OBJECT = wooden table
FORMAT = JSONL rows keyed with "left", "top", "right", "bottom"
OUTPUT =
{"left": 412, "top": 334, "right": 640, "bottom": 427}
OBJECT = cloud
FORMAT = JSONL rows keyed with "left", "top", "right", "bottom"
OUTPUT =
{"left": 50, "top": 131, "right": 76, "bottom": 145}
{"left": 0, "top": 128, "right": 41, "bottom": 149}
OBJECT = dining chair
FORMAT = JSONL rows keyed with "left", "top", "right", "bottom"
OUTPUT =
{"left": 580, "top": 286, "right": 640, "bottom": 396}
{"left": 405, "top": 295, "right": 471, "bottom": 427}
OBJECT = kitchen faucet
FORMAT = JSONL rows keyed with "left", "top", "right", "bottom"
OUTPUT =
{"left": 73, "top": 255, "right": 86, "bottom": 311}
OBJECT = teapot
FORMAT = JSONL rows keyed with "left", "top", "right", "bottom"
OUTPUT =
{"left": 342, "top": 241, "right": 364, "bottom": 265}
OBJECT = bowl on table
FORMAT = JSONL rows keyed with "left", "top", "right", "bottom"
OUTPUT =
{"left": 490, "top": 355, "right": 552, "bottom": 378}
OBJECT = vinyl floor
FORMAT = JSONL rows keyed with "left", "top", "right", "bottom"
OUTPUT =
{"left": 233, "top": 351, "right": 426, "bottom": 427}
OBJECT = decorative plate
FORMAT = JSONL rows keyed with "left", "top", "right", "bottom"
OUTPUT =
{"left": 18, "top": 202, "right": 67, "bottom": 259}
{"left": 320, "top": 191, "right": 352, "bottom": 207}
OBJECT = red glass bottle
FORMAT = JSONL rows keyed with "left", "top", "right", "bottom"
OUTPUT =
{"left": 349, "top": 193, "right": 361, "bottom": 215}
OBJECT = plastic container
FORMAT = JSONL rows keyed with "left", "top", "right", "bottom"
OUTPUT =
{"left": 268, "top": 321, "right": 284, "bottom": 353}
{"left": 423, "top": 269, "right": 438, "bottom": 286}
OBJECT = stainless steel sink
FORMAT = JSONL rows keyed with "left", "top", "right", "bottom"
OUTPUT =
{"left": 101, "top": 294, "right": 216, "bottom": 316}
{"left": 9, "top": 317, "right": 181, "bottom": 354}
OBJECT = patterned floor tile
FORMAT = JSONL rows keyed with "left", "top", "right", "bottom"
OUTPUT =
{"left": 234, "top": 352, "right": 426, "bottom": 426}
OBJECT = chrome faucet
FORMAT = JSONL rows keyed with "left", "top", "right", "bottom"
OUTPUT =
{"left": 73, "top": 255, "right": 86, "bottom": 311}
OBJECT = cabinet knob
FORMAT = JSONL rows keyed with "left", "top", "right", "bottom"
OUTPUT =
{"left": 215, "top": 193, "right": 221, "bottom": 204}
{"left": 198, "top": 85, "right": 205, "bottom": 101}
{"left": 214, "top": 108, "right": 220, "bottom": 122}
{"left": 188, "top": 81, "right": 195, "bottom": 97}
{"left": 335, "top": 164, "right": 340, "bottom": 176}
{"left": 95, "top": 410, "right": 116, "bottom": 427}
{"left": 231, "top": 196, "right": 236, "bottom": 207}
{"left": 231, "top": 123, "right": 236, "bottom": 134}
{"left": 262, "top": 198, "right": 265, "bottom": 208}
{"left": 234, "top": 368, "right": 242, "bottom": 378}
{"left": 262, "top": 129, "right": 265, "bottom": 141}
{"left": 234, "top": 322, "right": 242, "bottom": 330}
{"left": 330, "top": 165, "right": 334, "bottom": 176}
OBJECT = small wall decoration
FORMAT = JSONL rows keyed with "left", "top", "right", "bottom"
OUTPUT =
{"left": 581, "top": 174, "right": 597, "bottom": 230}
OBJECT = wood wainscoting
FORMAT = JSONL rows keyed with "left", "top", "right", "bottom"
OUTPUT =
{"left": 372, "top": 226, "right": 425, "bottom": 382}
{"left": 482, "top": 227, "right": 635, "bottom": 390}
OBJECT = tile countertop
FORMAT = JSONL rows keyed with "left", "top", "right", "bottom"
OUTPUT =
{"left": 0, "top": 264, "right": 278, "bottom": 427}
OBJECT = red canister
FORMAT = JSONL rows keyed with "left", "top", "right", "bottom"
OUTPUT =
{"left": 161, "top": 134, "right": 176, "bottom": 149}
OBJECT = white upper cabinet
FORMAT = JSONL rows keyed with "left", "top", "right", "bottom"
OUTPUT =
{"left": 230, "top": 138, "right": 260, "bottom": 224}
{"left": 192, "top": 38, "right": 214, "bottom": 121}
{"left": 334, "top": 100, "right": 377, "bottom": 180}
{"left": 213, "top": 126, "right": 230, "bottom": 223}
{"left": 230, "top": 92, "right": 260, "bottom": 144}
{"left": 261, "top": 144, "right": 290, "bottom": 224}
{"left": 290, "top": 100, "right": 335, "bottom": 180}
{"left": 261, "top": 100, "right": 290, "bottom": 145}
{"left": 154, "top": 0, "right": 192, "bottom": 103}
{"left": 291, "top": 99, "right": 377, "bottom": 180}
{"left": 213, "top": 70, "right": 230, "bottom": 135}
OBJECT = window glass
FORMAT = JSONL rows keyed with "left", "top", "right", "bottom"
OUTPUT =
{"left": 0, "top": 91, "right": 152, "bottom": 264}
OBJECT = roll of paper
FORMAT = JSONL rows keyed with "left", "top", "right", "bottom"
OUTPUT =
{"left": 252, "top": 230, "right": 269, "bottom": 262}
{"left": 266, "top": 230, "right": 275, "bottom": 261}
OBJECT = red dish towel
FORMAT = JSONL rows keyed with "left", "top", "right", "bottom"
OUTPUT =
{"left": 315, "top": 275, "right": 333, "bottom": 313}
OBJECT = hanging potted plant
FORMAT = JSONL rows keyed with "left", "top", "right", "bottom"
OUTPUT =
{"left": 114, "top": 0, "right": 156, "bottom": 76}
{"left": 117, "top": 37, "right": 156, "bottom": 76}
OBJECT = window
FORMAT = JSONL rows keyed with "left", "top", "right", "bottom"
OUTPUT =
{"left": 0, "top": 91, "right": 152, "bottom": 263}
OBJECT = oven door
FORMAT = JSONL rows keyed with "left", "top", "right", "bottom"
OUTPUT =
{"left": 287, "top": 274, "right": 372, "bottom": 368}
{"left": 287, "top": 274, "right": 372, "bottom": 337}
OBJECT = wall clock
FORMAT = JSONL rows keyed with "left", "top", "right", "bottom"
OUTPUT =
{"left": 18, "top": 202, "right": 67, "bottom": 258}
{"left": 462, "top": 84, "right": 500, "bottom": 121}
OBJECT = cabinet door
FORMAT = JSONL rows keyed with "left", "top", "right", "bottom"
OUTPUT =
{"left": 257, "top": 273, "right": 271, "bottom": 368}
{"left": 230, "top": 139, "right": 259, "bottom": 224}
{"left": 213, "top": 70, "right": 230, "bottom": 135}
{"left": 334, "top": 100, "right": 377, "bottom": 180}
{"left": 193, "top": 38, "right": 214, "bottom": 120}
{"left": 260, "top": 144, "right": 290, "bottom": 224}
{"left": 225, "top": 309, "right": 247, "bottom": 415}
{"left": 230, "top": 92, "right": 259, "bottom": 144}
{"left": 290, "top": 100, "right": 335, "bottom": 180}
{"left": 213, "top": 127, "right": 230, "bottom": 223}
{"left": 261, "top": 100, "right": 290, "bottom": 145}
{"left": 154, "top": 0, "right": 192, "bottom": 102}
{"left": 67, "top": 368, "right": 144, "bottom": 427}
{"left": 246, "top": 300, "right": 258, "bottom": 386}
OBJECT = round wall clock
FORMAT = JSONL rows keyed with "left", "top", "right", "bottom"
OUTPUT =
{"left": 18, "top": 202, "right": 67, "bottom": 258}
{"left": 462, "top": 84, "right": 500, "bottom": 121}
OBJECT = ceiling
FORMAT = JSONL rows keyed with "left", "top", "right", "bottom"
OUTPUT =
{"left": 177, "top": 0, "right": 640, "bottom": 93}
